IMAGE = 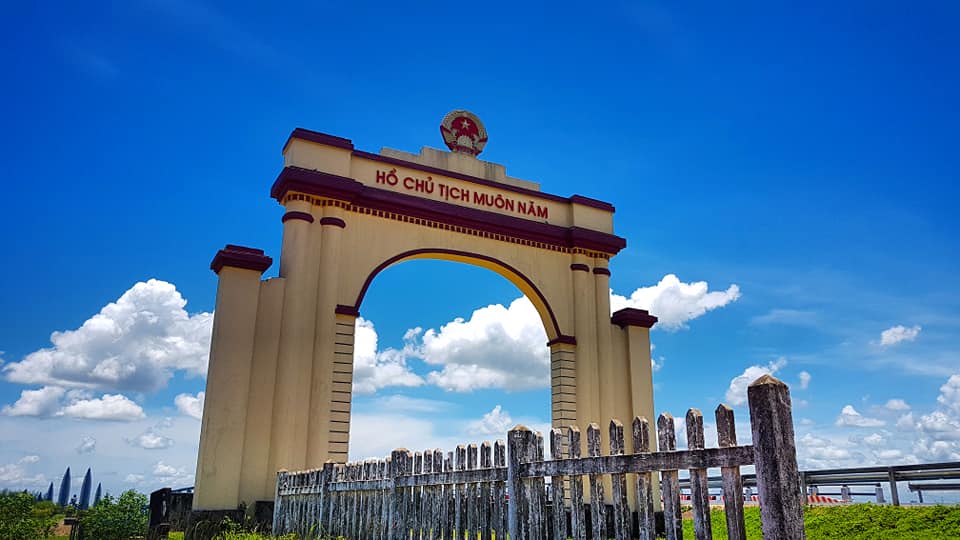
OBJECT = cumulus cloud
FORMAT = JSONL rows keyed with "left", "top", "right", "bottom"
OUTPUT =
{"left": 2, "top": 386, "right": 66, "bottom": 416}
{"left": 175, "top": 391, "right": 204, "bottom": 420}
{"left": 724, "top": 358, "right": 787, "bottom": 406}
{"left": 124, "top": 474, "right": 145, "bottom": 484}
{"left": 879, "top": 325, "right": 921, "bottom": 347}
{"left": 937, "top": 375, "right": 960, "bottom": 416}
{"left": 798, "top": 371, "right": 811, "bottom": 390}
{"left": 352, "top": 318, "right": 424, "bottom": 394}
{"left": 3, "top": 279, "right": 212, "bottom": 392}
{"left": 60, "top": 394, "right": 145, "bottom": 421}
{"left": 422, "top": 297, "right": 549, "bottom": 392}
{"left": 0, "top": 455, "right": 46, "bottom": 489}
{"left": 127, "top": 429, "right": 175, "bottom": 450}
{"left": 76, "top": 436, "right": 96, "bottom": 454}
{"left": 835, "top": 405, "right": 886, "bottom": 428}
{"left": 466, "top": 405, "right": 513, "bottom": 437}
{"left": 885, "top": 399, "right": 911, "bottom": 412}
{"left": 610, "top": 274, "right": 740, "bottom": 330}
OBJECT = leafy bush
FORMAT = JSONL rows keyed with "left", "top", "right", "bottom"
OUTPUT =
{"left": 0, "top": 491, "right": 59, "bottom": 539}
{"left": 79, "top": 489, "right": 149, "bottom": 540}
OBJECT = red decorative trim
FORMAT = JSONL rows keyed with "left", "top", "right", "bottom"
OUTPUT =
{"left": 546, "top": 335, "right": 577, "bottom": 347}
{"left": 611, "top": 308, "right": 658, "bottom": 329}
{"left": 593, "top": 267, "right": 611, "bottom": 276}
{"left": 210, "top": 245, "right": 272, "bottom": 275}
{"left": 271, "top": 167, "right": 627, "bottom": 255}
{"left": 570, "top": 264, "right": 590, "bottom": 272}
{"left": 282, "top": 211, "right": 314, "bottom": 224}
{"left": 320, "top": 217, "right": 346, "bottom": 228}
{"left": 283, "top": 128, "right": 354, "bottom": 153}
{"left": 348, "top": 248, "right": 563, "bottom": 339}
{"left": 335, "top": 305, "right": 360, "bottom": 317}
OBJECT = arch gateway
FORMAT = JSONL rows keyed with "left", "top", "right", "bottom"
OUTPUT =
{"left": 194, "top": 112, "right": 658, "bottom": 512}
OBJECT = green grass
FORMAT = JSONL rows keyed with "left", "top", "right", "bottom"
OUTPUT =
{"left": 681, "top": 504, "right": 960, "bottom": 539}
{"left": 165, "top": 504, "right": 960, "bottom": 539}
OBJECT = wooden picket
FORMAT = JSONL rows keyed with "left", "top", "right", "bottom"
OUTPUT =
{"left": 274, "top": 375, "right": 805, "bottom": 540}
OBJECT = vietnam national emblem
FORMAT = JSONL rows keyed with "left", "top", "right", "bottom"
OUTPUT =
{"left": 440, "top": 110, "right": 488, "bottom": 156}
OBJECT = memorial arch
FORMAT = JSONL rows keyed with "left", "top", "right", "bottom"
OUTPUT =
{"left": 194, "top": 112, "right": 658, "bottom": 511}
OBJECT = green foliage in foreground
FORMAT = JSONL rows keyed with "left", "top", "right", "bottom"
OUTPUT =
{"left": 79, "top": 490, "right": 149, "bottom": 540}
{"left": 682, "top": 504, "right": 960, "bottom": 539}
{"left": 0, "top": 491, "right": 60, "bottom": 539}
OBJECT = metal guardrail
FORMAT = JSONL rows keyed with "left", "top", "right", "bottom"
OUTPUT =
{"left": 676, "top": 461, "right": 960, "bottom": 505}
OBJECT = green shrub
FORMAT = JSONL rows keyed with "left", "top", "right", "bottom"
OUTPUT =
{"left": 0, "top": 491, "right": 59, "bottom": 539}
{"left": 79, "top": 490, "right": 149, "bottom": 540}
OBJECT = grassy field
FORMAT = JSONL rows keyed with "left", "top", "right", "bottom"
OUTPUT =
{"left": 684, "top": 504, "right": 960, "bottom": 539}
{"left": 168, "top": 504, "right": 960, "bottom": 539}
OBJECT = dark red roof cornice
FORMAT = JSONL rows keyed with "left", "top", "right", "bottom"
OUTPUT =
{"left": 270, "top": 166, "right": 626, "bottom": 255}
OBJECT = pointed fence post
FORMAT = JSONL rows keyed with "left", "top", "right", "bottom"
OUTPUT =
{"left": 508, "top": 425, "right": 536, "bottom": 540}
{"left": 748, "top": 374, "right": 805, "bottom": 540}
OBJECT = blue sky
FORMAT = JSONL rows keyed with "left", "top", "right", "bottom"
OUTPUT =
{"left": 1, "top": 1, "right": 958, "bottom": 502}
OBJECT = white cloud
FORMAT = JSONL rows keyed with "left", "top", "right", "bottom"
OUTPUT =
{"left": 466, "top": 405, "right": 513, "bottom": 437}
{"left": 76, "top": 436, "right": 96, "bottom": 454}
{"left": 895, "top": 412, "right": 915, "bottom": 431}
{"left": 352, "top": 318, "right": 424, "bottom": 394}
{"left": 3, "top": 279, "right": 212, "bottom": 392}
{"left": 127, "top": 429, "right": 175, "bottom": 450}
{"left": 175, "top": 391, "right": 204, "bottom": 420}
{"left": 124, "top": 474, "right": 145, "bottom": 484}
{"left": 422, "top": 297, "right": 549, "bottom": 392}
{"left": 798, "top": 371, "right": 811, "bottom": 390}
{"left": 937, "top": 375, "right": 960, "bottom": 416}
{"left": 879, "top": 325, "right": 921, "bottom": 347}
{"left": 610, "top": 274, "right": 740, "bottom": 330}
{"left": 884, "top": 399, "right": 911, "bottom": 412}
{"left": 861, "top": 433, "right": 885, "bottom": 446}
{"left": 152, "top": 461, "right": 192, "bottom": 485}
{"left": 835, "top": 405, "right": 886, "bottom": 428}
{"left": 724, "top": 358, "right": 786, "bottom": 406}
{"left": 0, "top": 456, "right": 46, "bottom": 489}
{"left": 60, "top": 394, "right": 145, "bottom": 421}
{"left": 2, "top": 386, "right": 66, "bottom": 416}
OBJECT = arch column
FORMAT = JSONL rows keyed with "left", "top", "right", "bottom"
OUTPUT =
{"left": 549, "top": 337, "right": 577, "bottom": 430}
{"left": 592, "top": 261, "right": 618, "bottom": 435}
{"left": 308, "top": 207, "right": 349, "bottom": 466}
{"left": 267, "top": 201, "right": 321, "bottom": 478}
{"left": 570, "top": 255, "right": 600, "bottom": 447}
{"left": 195, "top": 245, "right": 271, "bottom": 510}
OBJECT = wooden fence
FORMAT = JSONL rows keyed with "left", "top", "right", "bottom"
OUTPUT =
{"left": 274, "top": 374, "right": 805, "bottom": 540}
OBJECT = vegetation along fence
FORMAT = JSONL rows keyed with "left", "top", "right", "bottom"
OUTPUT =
{"left": 273, "top": 374, "right": 805, "bottom": 540}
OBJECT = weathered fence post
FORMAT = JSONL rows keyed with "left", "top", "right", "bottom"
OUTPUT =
{"left": 508, "top": 425, "right": 536, "bottom": 540}
{"left": 632, "top": 417, "right": 655, "bottom": 540}
{"left": 657, "top": 414, "right": 682, "bottom": 540}
{"left": 272, "top": 470, "right": 286, "bottom": 535}
{"left": 549, "top": 428, "right": 567, "bottom": 540}
{"left": 567, "top": 426, "right": 586, "bottom": 540}
{"left": 748, "top": 374, "right": 805, "bottom": 540}
{"left": 686, "top": 409, "right": 712, "bottom": 540}
{"left": 716, "top": 405, "right": 746, "bottom": 540}
{"left": 609, "top": 420, "right": 630, "bottom": 540}
{"left": 391, "top": 449, "right": 409, "bottom": 540}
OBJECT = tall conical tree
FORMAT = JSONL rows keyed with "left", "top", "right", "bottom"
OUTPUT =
{"left": 78, "top": 468, "right": 92, "bottom": 509}
{"left": 93, "top": 483, "right": 102, "bottom": 506}
{"left": 45, "top": 482, "right": 54, "bottom": 501}
{"left": 57, "top": 467, "right": 71, "bottom": 507}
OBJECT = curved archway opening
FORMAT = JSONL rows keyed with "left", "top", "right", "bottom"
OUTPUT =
{"left": 347, "top": 255, "right": 554, "bottom": 459}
